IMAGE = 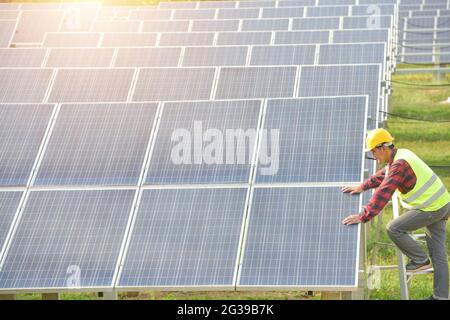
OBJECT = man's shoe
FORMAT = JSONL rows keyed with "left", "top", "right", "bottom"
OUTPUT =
{"left": 405, "top": 259, "right": 432, "bottom": 273}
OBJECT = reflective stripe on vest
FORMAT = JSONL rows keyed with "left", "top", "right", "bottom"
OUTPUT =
{"left": 393, "top": 149, "right": 450, "bottom": 211}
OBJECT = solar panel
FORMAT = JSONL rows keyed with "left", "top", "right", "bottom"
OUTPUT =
{"left": 101, "top": 33, "right": 157, "bottom": 47}
{"left": 275, "top": 31, "right": 330, "bottom": 44}
{"left": 198, "top": 1, "right": 237, "bottom": 9}
{"left": 0, "top": 20, "right": 16, "bottom": 47}
{"left": 0, "top": 3, "right": 20, "bottom": 9}
{"left": 0, "top": 69, "right": 53, "bottom": 103}
{"left": 250, "top": 44, "right": 316, "bottom": 66}
{"left": 241, "top": 18, "right": 290, "bottom": 31}
{"left": 192, "top": 19, "right": 240, "bottom": 32}
{"left": 404, "top": 17, "right": 435, "bottom": 29}
{"left": 423, "top": 4, "right": 448, "bottom": 10}
{"left": 130, "top": 9, "right": 172, "bottom": 20}
{"left": 114, "top": 47, "right": 181, "bottom": 68}
{"left": 352, "top": 4, "right": 396, "bottom": 16}
{"left": 217, "top": 8, "right": 260, "bottom": 19}
{"left": 238, "top": 186, "right": 360, "bottom": 288}
{"left": 216, "top": 31, "right": 272, "bottom": 45}
{"left": 159, "top": 32, "right": 215, "bottom": 46}
{"left": 306, "top": 6, "right": 349, "bottom": 17}
{"left": 11, "top": 10, "right": 64, "bottom": 44}
{"left": 42, "top": 33, "right": 101, "bottom": 47}
{"left": 343, "top": 16, "right": 393, "bottom": 29}
{"left": 34, "top": 103, "right": 158, "bottom": 186}
{"left": 20, "top": 3, "right": 61, "bottom": 10}
{"left": 132, "top": 68, "right": 215, "bottom": 101}
{"left": 142, "top": 20, "right": 190, "bottom": 32}
{"left": 117, "top": 187, "right": 248, "bottom": 288}
{"left": 0, "top": 48, "right": 46, "bottom": 67}
{"left": 255, "top": 96, "right": 367, "bottom": 184}
{"left": 292, "top": 17, "right": 341, "bottom": 30}
{"left": 159, "top": 1, "right": 196, "bottom": 9}
{"left": 360, "top": 0, "right": 395, "bottom": 3}
{"left": 0, "top": 189, "right": 135, "bottom": 290}
{"left": 318, "top": 43, "right": 386, "bottom": 65}
{"left": 402, "top": 45, "right": 434, "bottom": 56}
{"left": 145, "top": 100, "right": 261, "bottom": 185}
{"left": 261, "top": 7, "right": 304, "bottom": 18}
{"left": 0, "top": 0, "right": 392, "bottom": 294}
{"left": 215, "top": 66, "right": 297, "bottom": 99}
{"left": 45, "top": 48, "right": 114, "bottom": 67}
{"left": 319, "top": 0, "right": 355, "bottom": 4}
{"left": 0, "top": 191, "right": 22, "bottom": 258}
{"left": 0, "top": 104, "right": 54, "bottom": 186}
{"left": 172, "top": 9, "right": 216, "bottom": 20}
{"left": 400, "top": 54, "right": 434, "bottom": 63}
{"left": 0, "top": 11, "right": 19, "bottom": 20}
{"left": 48, "top": 69, "right": 134, "bottom": 103}
{"left": 182, "top": 46, "right": 248, "bottom": 66}
{"left": 59, "top": 6, "right": 99, "bottom": 32}
{"left": 436, "top": 30, "right": 450, "bottom": 41}
{"left": 278, "top": 0, "right": 316, "bottom": 6}
{"left": 298, "top": 64, "right": 381, "bottom": 127}
{"left": 411, "top": 10, "right": 438, "bottom": 17}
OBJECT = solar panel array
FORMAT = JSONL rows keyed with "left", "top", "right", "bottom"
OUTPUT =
{"left": 0, "top": 0, "right": 395, "bottom": 294}
{"left": 396, "top": 0, "right": 450, "bottom": 63}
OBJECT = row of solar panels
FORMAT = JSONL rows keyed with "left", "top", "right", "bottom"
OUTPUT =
{"left": 398, "top": 1, "right": 450, "bottom": 63}
{"left": 0, "top": 96, "right": 365, "bottom": 292}
{"left": 0, "top": 6, "right": 398, "bottom": 44}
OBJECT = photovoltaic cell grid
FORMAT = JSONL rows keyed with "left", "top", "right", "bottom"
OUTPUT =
{"left": 118, "top": 187, "right": 248, "bottom": 288}
{"left": 238, "top": 187, "right": 360, "bottom": 287}
{"left": 399, "top": 3, "right": 450, "bottom": 63}
{"left": 215, "top": 67, "right": 297, "bottom": 99}
{"left": 256, "top": 96, "right": 367, "bottom": 184}
{"left": 0, "top": 69, "right": 53, "bottom": 103}
{"left": 48, "top": 69, "right": 134, "bottom": 103}
{"left": 0, "top": 189, "right": 135, "bottom": 290}
{"left": 0, "top": 0, "right": 395, "bottom": 292}
{"left": 145, "top": 100, "right": 261, "bottom": 185}
{"left": 132, "top": 68, "right": 216, "bottom": 101}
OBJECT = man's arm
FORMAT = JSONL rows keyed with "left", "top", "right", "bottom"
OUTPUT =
{"left": 358, "top": 161, "right": 408, "bottom": 223}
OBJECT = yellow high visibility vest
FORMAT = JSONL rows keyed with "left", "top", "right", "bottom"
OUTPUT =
{"left": 392, "top": 149, "right": 450, "bottom": 211}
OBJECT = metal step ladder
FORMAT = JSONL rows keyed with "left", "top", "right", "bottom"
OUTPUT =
{"left": 369, "top": 195, "right": 433, "bottom": 300}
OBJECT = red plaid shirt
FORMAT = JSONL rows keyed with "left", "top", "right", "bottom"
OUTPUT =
{"left": 358, "top": 148, "right": 417, "bottom": 223}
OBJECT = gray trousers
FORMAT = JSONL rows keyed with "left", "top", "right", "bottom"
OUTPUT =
{"left": 386, "top": 202, "right": 450, "bottom": 300}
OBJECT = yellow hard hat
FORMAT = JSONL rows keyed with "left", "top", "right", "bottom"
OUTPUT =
{"left": 364, "top": 128, "right": 394, "bottom": 152}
